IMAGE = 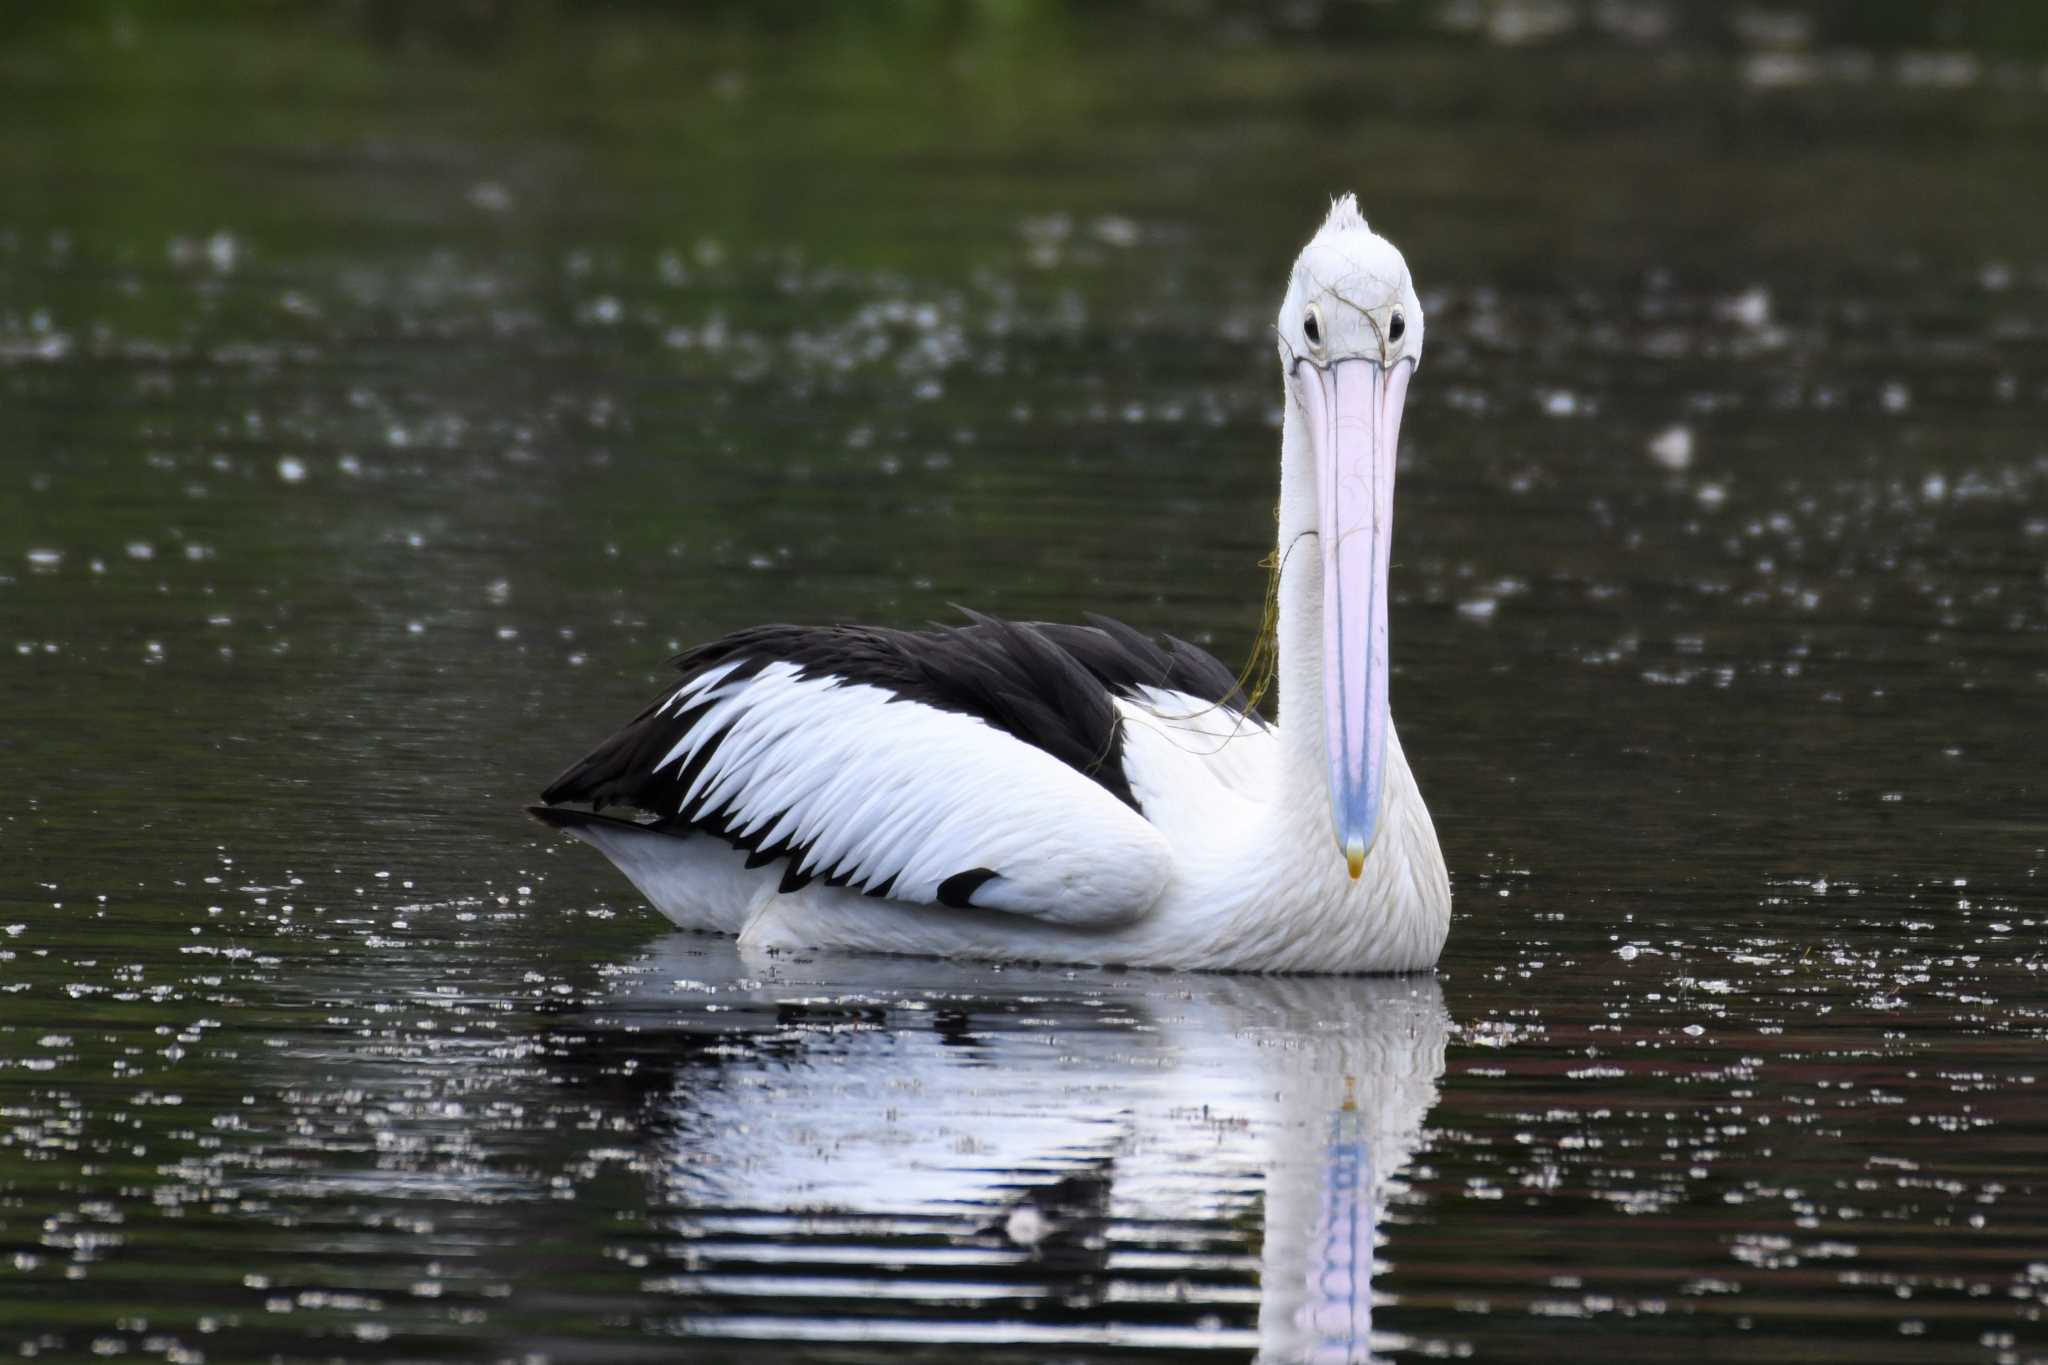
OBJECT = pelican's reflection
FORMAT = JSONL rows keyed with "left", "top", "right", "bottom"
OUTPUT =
{"left": 560, "top": 937, "right": 1448, "bottom": 1363}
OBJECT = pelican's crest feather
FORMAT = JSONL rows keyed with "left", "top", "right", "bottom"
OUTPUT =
{"left": 1318, "top": 193, "right": 1369, "bottom": 240}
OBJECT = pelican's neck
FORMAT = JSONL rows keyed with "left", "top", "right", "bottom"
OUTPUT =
{"left": 1273, "top": 394, "right": 1334, "bottom": 819}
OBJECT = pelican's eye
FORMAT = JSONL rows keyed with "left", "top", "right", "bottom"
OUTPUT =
{"left": 1389, "top": 310, "right": 1406, "bottom": 343}
{"left": 1303, "top": 304, "right": 1324, "bottom": 350}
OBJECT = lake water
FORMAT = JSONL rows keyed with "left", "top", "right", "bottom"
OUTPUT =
{"left": 3, "top": 5, "right": 2044, "bottom": 1361}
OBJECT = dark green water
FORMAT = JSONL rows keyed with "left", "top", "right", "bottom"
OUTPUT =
{"left": 3, "top": 5, "right": 2045, "bottom": 1361}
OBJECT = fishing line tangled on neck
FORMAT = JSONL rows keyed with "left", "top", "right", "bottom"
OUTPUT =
{"left": 1117, "top": 508, "right": 1312, "bottom": 765}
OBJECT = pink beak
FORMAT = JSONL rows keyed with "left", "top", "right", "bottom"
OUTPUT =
{"left": 1298, "top": 357, "right": 1412, "bottom": 879}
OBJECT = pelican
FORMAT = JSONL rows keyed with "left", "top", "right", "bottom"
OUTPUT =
{"left": 532, "top": 196, "right": 1450, "bottom": 972}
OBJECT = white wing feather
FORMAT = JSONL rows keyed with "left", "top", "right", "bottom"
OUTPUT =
{"left": 658, "top": 662, "right": 1171, "bottom": 927}
{"left": 1123, "top": 686, "right": 1274, "bottom": 795}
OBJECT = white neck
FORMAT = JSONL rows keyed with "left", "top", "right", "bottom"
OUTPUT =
{"left": 1273, "top": 393, "right": 1334, "bottom": 823}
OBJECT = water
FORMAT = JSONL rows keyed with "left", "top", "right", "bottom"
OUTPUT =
{"left": 3, "top": 4, "right": 2045, "bottom": 1360}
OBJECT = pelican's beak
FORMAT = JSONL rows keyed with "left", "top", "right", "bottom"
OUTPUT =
{"left": 1299, "top": 356, "right": 1412, "bottom": 880}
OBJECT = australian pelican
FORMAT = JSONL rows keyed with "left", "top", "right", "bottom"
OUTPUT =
{"left": 533, "top": 196, "right": 1449, "bottom": 972}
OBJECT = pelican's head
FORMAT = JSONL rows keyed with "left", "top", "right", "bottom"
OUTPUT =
{"left": 1279, "top": 196, "right": 1422, "bottom": 880}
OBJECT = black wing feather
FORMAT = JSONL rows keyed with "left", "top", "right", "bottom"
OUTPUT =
{"left": 538, "top": 611, "right": 1261, "bottom": 888}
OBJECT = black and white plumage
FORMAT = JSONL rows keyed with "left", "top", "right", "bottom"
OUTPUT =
{"left": 534, "top": 196, "right": 1452, "bottom": 973}
{"left": 538, "top": 613, "right": 1263, "bottom": 924}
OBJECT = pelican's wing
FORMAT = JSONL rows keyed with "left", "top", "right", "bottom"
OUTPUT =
{"left": 1031, "top": 614, "right": 1273, "bottom": 795}
{"left": 1118, "top": 685, "right": 1274, "bottom": 795}
{"left": 539, "top": 616, "right": 1219, "bottom": 928}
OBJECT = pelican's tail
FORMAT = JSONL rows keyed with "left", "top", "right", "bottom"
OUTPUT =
{"left": 527, "top": 805, "right": 755, "bottom": 934}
